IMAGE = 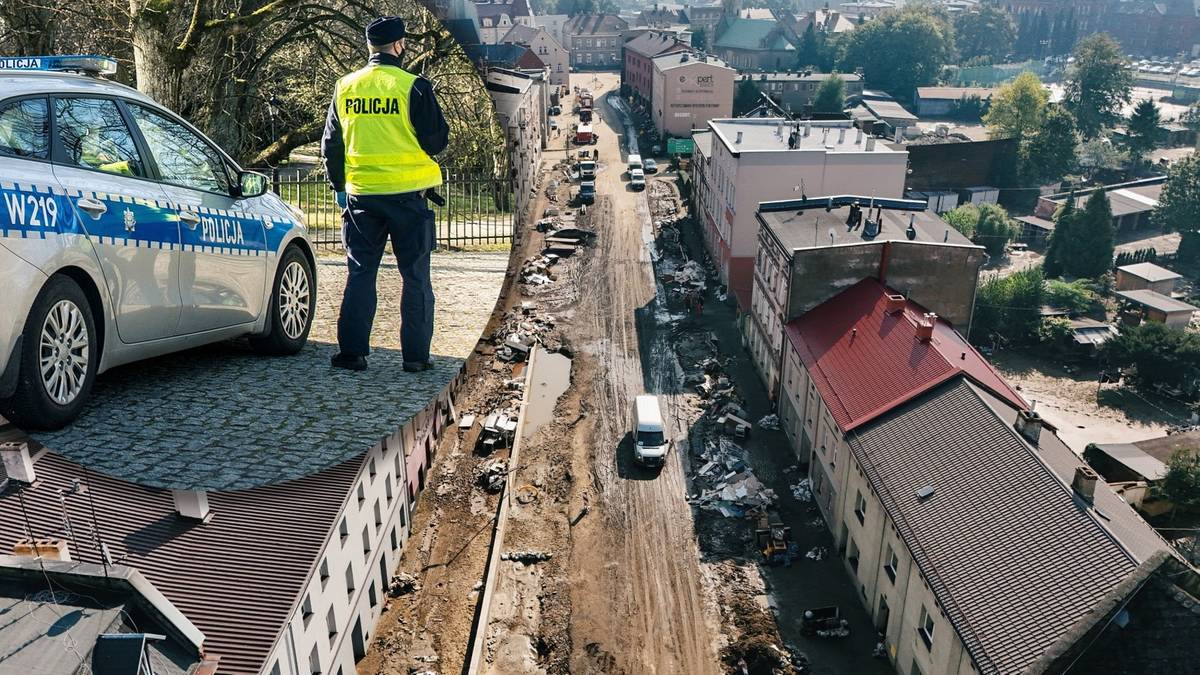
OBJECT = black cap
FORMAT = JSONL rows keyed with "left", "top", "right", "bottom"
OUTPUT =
{"left": 366, "top": 17, "right": 406, "bottom": 45}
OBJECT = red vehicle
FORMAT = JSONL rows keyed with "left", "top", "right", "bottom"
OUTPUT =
{"left": 574, "top": 123, "right": 597, "bottom": 145}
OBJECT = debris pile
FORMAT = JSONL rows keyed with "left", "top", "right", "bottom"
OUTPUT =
{"left": 790, "top": 478, "right": 813, "bottom": 503}
{"left": 476, "top": 458, "right": 509, "bottom": 492}
{"left": 388, "top": 572, "right": 420, "bottom": 596}
{"left": 501, "top": 550, "right": 553, "bottom": 564}
{"left": 757, "top": 414, "right": 780, "bottom": 430}
{"left": 690, "top": 438, "right": 777, "bottom": 518}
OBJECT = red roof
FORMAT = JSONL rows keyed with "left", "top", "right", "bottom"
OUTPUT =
{"left": 785, "top": 278, "right": 1026, "bottom": 431}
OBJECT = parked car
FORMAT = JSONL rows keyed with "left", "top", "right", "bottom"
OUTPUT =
{"left": 577, "top": 181, "right": 596, "bottom": 205}
{"left": 0, "top": 55, "right": 315, "bottom": 430}
{"left": 643, "top": 158, "right": 657, "bottom": 174}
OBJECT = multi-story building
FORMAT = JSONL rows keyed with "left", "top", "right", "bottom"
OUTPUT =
{"left": 650, "top": 51, "right": 735, "bottom": 137}
{"left": 712, "top": 15, "right": 797, "bottom": 71}
{"left": 747, "top": 199, "right": 984, "bottom": 399}
{"left": 737, "top": 70, "right": 864, "bottom": 114}
{"left": 502, "top": 24, "right": 571, "bottom": 88}
{"left": 487, "top": 68, "right": 549, "bottom": 223}
{"left": 0, "top": 371, "right": 464, "bottom": 675}
{"left": 535, "top": 13, "right": 570, "bottom": 45}
{"left": 693, "top": 117, "right": 908, "bottom": 309}
{"left": 781, "top": 278, "right": 1171, "bottom": 675}
{"left": 473, "top": 0, "right": 535, "bottom": 44}
{"left": 687, "top": 3, "right": 725, "bottom": 49}
{"left": 623, "top": 31, "right": 692, "bottom": 102}
{"left": 564, "top": 14, "right": 629, "bottom": 69}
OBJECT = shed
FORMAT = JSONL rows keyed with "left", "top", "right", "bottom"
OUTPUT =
{"left": 1116, "top": 262, "right": 1183, "bottom": 295}
{"left": 1115, "top": 289, "right": 1197, "bottom": 329}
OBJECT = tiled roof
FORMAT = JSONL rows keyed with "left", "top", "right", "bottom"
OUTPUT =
{"left": 849, "top": 379, "right": 1145, "bottom": 675}
{"left": 473, "top": 0, "right": 531, "bottom": 18}
{"left": 714, "top": 19, "right": 795, "bottom": 51}
{"left": 0, "top": 449, "right": 363, "bottom": 675}
{"left": 1116, "top": 289, "right": 1198, "bottom": 313}
{"left": 446, "top": 18, "right": 481, "bottom": 46}
{"left": 785, "top": 278, "right": 1025, "bottom": 431}
{"left": 1117, "top": 261, "right": 1182, "bottom": 283}
{"left": 565, "top": 13, "right": 628, "bottom": 35}
{"left": 500, "top": 23, "right": 540, "bottom": 44}
{"left": 624, "top": 31, "right": 690, "bottom": 57}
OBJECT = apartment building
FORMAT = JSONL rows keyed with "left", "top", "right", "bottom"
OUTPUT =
{"left": 782, "top": 278, "right": 1170, "bottom": 675}
{"left": 564, "top": 14, "right": 629, "bottom": 69}
{"left": 747, "top": 198, "right": 984, "bottom": 399}
{"left": 694, "top": 117, "right": 908, "bottom": 309}
{"left": 650, "top": 51, "right": 735, "bottom": 137}
{"left": 473, "top": 0, "right": 535, "bottom": 44}
{"left": 737, "top": 71, "right": 864, "bottom": 114}
{"left": 502, "top": 23, "right": 571, "bottom": 88}
{"left": 487, "top": 68, "right": 549, "bottom": 223}
{"left": 623, "top": 31, "right": 691, "bottom": 102}
{"left": 0, "top": 373, "right": 464, "bottom": 675}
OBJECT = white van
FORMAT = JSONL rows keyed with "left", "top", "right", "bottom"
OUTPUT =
{"left": 627, "top": 153, "right": 643, "bottom": 173}
{"left": 634, "top": 394, "right": 669, "bottom": 467}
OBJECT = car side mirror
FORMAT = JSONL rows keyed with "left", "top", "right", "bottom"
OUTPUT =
{"left": 238, "top": 171, "right": 269, "bottom": 198}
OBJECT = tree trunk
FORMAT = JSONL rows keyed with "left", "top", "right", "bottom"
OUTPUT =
{"left": 128, "top": 0, "right": 190, "bottom": 111}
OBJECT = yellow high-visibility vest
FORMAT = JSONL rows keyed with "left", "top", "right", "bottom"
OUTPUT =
{"left": 335, "top": 64, "right": 443, "bottom": 195}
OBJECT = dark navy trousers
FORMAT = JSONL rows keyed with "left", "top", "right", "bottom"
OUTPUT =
{"left": 338, "top": 193, "right": 435, "bottom": 363}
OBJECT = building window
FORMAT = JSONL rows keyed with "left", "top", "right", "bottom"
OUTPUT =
{"left": 270, "top": 661, "right": 282, "bottom": 675}
{"left": 362, "top": 525, "right": 371, "bottom": 560}
{"left": 394, "top": 454, "right": 402, "bottom": 484}
{"left": 391, "top": 527, "right": 399, "bottom": 551}
{"left": 308, "top": 646, "right": 321, "bottom": 675}
{"left": 320, "top": 558, "right": 330, "bottom": 587}
{"left": 369, "top": 582, "right": 379, "bottom": 608}
{"left": 918, "top": 605, "right": 935, "bottom": 649}
{"left": 326, "top": 607, "right": 337, "bottom": 641}
{"left": 846, "top": 538, "right": 860, "bottom": 572}
{"left": 374, "top": 500, "right": 383, "bottom": 527}
{"left": 854, "top": 491, "right": 867, "bottom": 524}
{"left": 338, "top": 518, "right": 349, "bottom": 544}
{"left": 346, "top": 564, "right": 356, "bottom": 601}
{"left": 884, "top": 544, "right": 898, "bottom": 582}
{"left": 911, "top": 662, "right": 925, "bottom": 675}
{"left": 385, "top": 478, "right": 393, "bottom": 504}
{"left": 301, "top": 593, "right": 314, "bottom": 624}
{"left": 369, "top": 458, "right": 377, "bottom": 479}
{"left": 357, "top": 483, "right": 366, "bottom": 505}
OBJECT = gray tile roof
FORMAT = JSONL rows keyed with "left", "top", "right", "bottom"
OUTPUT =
{"left": 849, "top": 378, "right": 1162, "bottom": 675}
{"left": 1116, "top": 289, "right": 1198, "bottom": 314}
{"left": 1117, "top": 261, "right": 1183, "bottom": 283}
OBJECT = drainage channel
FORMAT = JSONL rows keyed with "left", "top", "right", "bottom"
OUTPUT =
{"left": 466, "top": 346, "right": 572, "bottom": 674}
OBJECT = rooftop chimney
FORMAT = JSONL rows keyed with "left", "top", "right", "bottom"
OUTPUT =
{"left": 173, "top": 489, "right": 211, "bottom": 522}
{"left": 0, "top": 441, "right": 36, "bottom": 484}
{"left": 13, "top": 538, "right": 71, "bottom": 562}
{"left": 916, "top": 313, "right": 936, "bottom": 342}
{"left": 865, "top": 136, "right": 876, "bottom": 151}
{"left": 1072, "top": 465, "right": 1099, "bottom": 504}
{"left": 884, "top": 293, "right": 905, "bottom": 315}
{"left": 803, "top": 121, "right": 811, "bottom": 137}
{"left": 838, "top": 128, "right": 846, "bottom": 144}
{"left": 1015, "top": 408, "right": 1043, "bottom": 446}
{"left": 856, "top": 128, "right": 863, "bottom": 144}
{"left": 776, "top": 120, "right": 784, "bottom": 136}
{"left": 735, "top": 130, "right": 743, "bottom": 144}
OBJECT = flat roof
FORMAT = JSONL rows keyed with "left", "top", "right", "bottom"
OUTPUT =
{"left": 708, "top": 118, "right": 899, "bottom": 153}
{"left": 653, "top": 51, "right": 732, "bottom": 71}
{"left": 1116, "top": 289, "right": 1198, "bottom": 314}
{"left": 1090, "top": 443, "right": 1169, "bottom": 480}
{"left": 738, "top": 71, "right": 862, "bottom": 82}
{"left": 692, "top": 129, "right": 713, "bottom": 157}
{"left": 760, "top": 203, "right": 974, "bottom": 251}
{"left": 1117, "top": 261, "right": 1182, "bottom": 283}
{"left": 861, "top": 98, "right": 918, "bottom": 121}
{"left": 916, "top": 86, "right": 996, "bottom": 100}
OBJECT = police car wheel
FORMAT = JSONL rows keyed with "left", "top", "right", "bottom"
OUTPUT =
{"left": 0, "top": 275, "right": 97, "bottom": 431}
{"left": 251, "top": 245, "right": 314, "bottom": 356}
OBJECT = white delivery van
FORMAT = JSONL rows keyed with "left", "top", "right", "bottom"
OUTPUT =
{"left": 634, "top": 394, "right": 669, "bottom": 467}
{"left": 627, "top": 153, "right": 643, "bottom": 173}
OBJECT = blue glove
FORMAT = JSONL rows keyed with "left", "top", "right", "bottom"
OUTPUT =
{"left": 335, "top": 191, "right": 347, "bottom": 209}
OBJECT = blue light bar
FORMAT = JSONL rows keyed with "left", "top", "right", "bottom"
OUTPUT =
{"left": 0, "top": 55, "right": 118, "bottom": 76}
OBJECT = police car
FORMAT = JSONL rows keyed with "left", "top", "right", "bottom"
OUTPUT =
{"left": 0, "top": 56, "right": 315, "bottom": 430}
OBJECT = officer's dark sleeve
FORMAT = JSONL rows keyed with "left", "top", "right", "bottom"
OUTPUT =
{"left": 410, "top": 77, "right": 450, "bottom": 157}
{"left": 321, "top": 93, "right": 346, "bottom": 192}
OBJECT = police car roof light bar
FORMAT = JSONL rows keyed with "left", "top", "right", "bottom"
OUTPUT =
{"left": 0, "top": 55, "right": 118, "bottom": 77}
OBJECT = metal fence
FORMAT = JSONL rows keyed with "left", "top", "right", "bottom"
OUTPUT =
{"left": 262, "top": 166, "right": 515, "bottom": 251}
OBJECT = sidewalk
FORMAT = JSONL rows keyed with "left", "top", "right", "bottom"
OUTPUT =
{"left": 678, "top": 222, "right": 893, "bottom": 675}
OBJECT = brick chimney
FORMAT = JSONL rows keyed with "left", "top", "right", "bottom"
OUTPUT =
{"left": 173, "top": 490, "right": 211, "bottom": 522}
{"left": 1072, "top": 466, "right": 1099, "bottom": 504}
{"left": 13, "top": 538, "right": 71, "bottom": 561}
{"left": 1015, "top": 409, "right": 1043, "bottom": 445}
{"left": 884, "top": 293, "right": 905, "bottom": 315}
{"left": 0, "top": 441, "right": 36, "bottom": 484}
{"left": 915, "top": 313, "right": 937, "bottom": 342}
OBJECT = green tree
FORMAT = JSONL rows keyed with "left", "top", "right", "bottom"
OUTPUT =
{"left": 953, "top": 4, "right": 1015, "bottom": 62}
{"left": 1125, "top": 99, "right": 1162, "bottom": 165}
{"left": 1043, "top": 196, "right": 1077, "bottom": 278}
{"left": 971, "top": 266, "right": 1046, "bottom": 346}
{"left": 1020, "top": 105, "right": 1077, "bottom": 185}
{"left": 733, "top": 79, "right": 762, "bottom": 116}
{"left": 1044, "top": 278, "right": 1098, "bottom": 314}
{"left": 812, "top": 74, "right": 846, "bottom": 113}
{"left": 1100, "top": 322, "right": 1200, "bottom": 396}
{"left": 1182, "top": 102, "right": 1200, "bottom": 134}
{"left": 983, "top": 71, "right": 1049, "bottom": 140}
{"left": 974, "top": 202, "right": 1020, "bottom": 257}
{"left": 1077, "top": 136, "right": 1128, "bottom": 177}
{"left": 1152, "top": 154, "right": 1200, "bottom": 263}
{"left": 839, "top": 6, "right": 955, "bottom": 99}
{"left": 1064, "top": 33, "right": 1133, "bottom": 138}
{"left": 797, "top": 23, "right": 821, "bottom": 67}
{"left": 1161, "top": 449, "right": 1200, "bottom": 514}
{"left": 943, "top": 203, "right": 979, "bottom": 238}
{"left": 1068, "top": 189, "right": 1116, "bottom": 277}
{"left": 691, "top": 27, "right": 707, "bottom": 49}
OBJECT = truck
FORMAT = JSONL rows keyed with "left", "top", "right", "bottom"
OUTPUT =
{"left": 574, "top": 123, "right": 596, "bottom": 145}
{"left": 633, "top": 395, "right": 669, "bottom": 467}
{"left": 577, "top": 180, "right": 596, "bottom": 205}
{"left": 579, "top": 159, "right": 596, "bottom": 180}
{"left": 578, "top": 90, "right": 594, "bottom": 122}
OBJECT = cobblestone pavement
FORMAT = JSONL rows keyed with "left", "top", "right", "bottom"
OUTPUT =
{"left": 29, "top": 250, "right": 506, "bottom": 491}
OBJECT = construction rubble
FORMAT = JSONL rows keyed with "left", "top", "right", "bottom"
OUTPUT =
{"left": 691, "top": 437, "right": 778, "bottom": 518}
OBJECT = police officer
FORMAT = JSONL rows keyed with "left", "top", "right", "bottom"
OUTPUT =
{"left": 322, "top": 16, "right": 449, "bottom": 372}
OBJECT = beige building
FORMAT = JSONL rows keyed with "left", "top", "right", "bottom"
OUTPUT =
{"left": 486, "top": 68, "right": 548, "bottom": 223}
{"left": 649, "top": 52, "right": 734, "bottom": 138}
{"left": 782, "top": 279, "right": 1170, "bottom": 675}
{"left": 474, "top": 0, "right": 535, "bottom": 44}
{"left": 695, "top": 118, "right": 908, "bottom": 309}
{"left": 564, "top": 14, "right": 629, "bottom": 69}
{"left": 738, "top": 71, "right": 864, "bottom": 114}
{"left": 502, "top": 24, "right": 570, "bottom": 88}
{"left": 1115, "top": 261, "right": 1183, "bottom": 295}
